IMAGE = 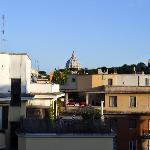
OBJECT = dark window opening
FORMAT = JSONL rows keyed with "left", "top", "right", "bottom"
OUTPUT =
{"left": 129, "top": 140, "right": 136, "bottom": 150}
{"left": 10, "top": 122, "right": 20, "bottom": 149}
{"left": 11, "top": 79, "right": 21, "bottom": 106}
{"left": 108, "top": 79, "right": 113, "bottom": 86}
{"left": 129, "top": 119, "right": 137, "bottom": 129}
{"left": 72, "top": 78, "right": 76, "bottom": 83}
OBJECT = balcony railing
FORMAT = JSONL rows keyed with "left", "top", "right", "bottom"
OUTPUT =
{"left": 29, "top": 83, "right": 59, "bottom": 94}
{"left": 20, "top": 118, "right": 111, "bottom": 134}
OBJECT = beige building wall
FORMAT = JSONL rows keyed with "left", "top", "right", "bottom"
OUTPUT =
{"left": 76, "top": 74, "right": 117, "bottom": 90}
{"left": 92, "top": 75, "right": 104, "bottom": 88}
{"left": 105, "top": 93, "right": 150, "bottom": 113}
{"left": 92, "top": 74, "right": 118, "bottom": 87}
{"left": 77, "top": 74, "right": 118, "bottom": 90}
{"left": 18, "top": 134, "right": 114, "bottom": 150}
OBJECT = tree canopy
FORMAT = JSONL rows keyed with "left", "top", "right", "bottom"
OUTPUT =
{"left": 51, "top": 68, "right": 71, "bottom": 84}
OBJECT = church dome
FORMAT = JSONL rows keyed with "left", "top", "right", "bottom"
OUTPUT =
{"left": 66, "top": 51, "right": 81, "bottom": 70}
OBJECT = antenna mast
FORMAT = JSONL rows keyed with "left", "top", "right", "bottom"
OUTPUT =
{"left": 1, "top": 14, "right": 7, "bottom": 50}
{"left": 37, "top": 60, "right": 39, "bottom": 71}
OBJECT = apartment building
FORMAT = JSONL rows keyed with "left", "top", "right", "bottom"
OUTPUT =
{"left": 61, "top": 74, "right": 150, "bottom": 150}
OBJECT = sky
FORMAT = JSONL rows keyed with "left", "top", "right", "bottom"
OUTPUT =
{"left": 0, "top": 0, "right": 150, "bottom": 72}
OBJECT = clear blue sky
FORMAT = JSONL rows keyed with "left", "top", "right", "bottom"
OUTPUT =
{"left": 0, "top": 0, "right": 150, "bottom": 72}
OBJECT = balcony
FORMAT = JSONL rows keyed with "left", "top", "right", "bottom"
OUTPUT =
{"left": 20, "top": 118, "right": 111, "bottom": 134}
{"left": 29, "top": 83, "right": 59, "bottom": 94}
{"left": 105, "top": 86, "right": 150, "bottom": 93}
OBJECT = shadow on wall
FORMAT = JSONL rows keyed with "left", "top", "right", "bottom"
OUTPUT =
{"left": 0, "top": 84, "right": 27, "bottom": 95}
{"left": 0, "top": 85, "right": 11, "bottom": 94}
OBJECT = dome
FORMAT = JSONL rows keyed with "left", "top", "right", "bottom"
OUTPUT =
{"left": 66, "top": 51, "right": 81, "bottom": 70}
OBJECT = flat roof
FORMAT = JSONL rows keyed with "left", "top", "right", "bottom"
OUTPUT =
{"left": 0, "top": 51, "right": 31, "bottom": 60}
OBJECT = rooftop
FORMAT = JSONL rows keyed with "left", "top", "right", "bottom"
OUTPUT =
{"left": 0, "top": 51, "right": 31, "bottom": 60}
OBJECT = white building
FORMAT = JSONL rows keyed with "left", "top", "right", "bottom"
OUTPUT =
{"left": 0, "top": 52, "right": 31, "bottom": 94}
{"left": 0, "top": 52, "right": 64, "bottom": 150}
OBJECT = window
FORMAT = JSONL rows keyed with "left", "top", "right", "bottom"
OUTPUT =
{"left": 145, "top": 78, "right": 149, "bottom": 86}
{"left": 72, "top": 78, "right": 76, "bottom": 83}
{"left": 129, "top": 140, "right": 137, "bottom": 150}
{"left": 130, "top": 96, "right": 136, "bottom": 107}
{"left": 11, "top": 79, "right": 21, "bottom": 106}
{"left": 129, "top": 119, "right": 137, "bottom": 129}
{"left": 108, "top": 79, "right": 113, "bottom": 86}
{"left": 109, "top": 96, "right": 117, "bottom": 107}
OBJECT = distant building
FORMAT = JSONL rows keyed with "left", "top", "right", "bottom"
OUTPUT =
{"left": 66, "top": 51, "right": 81, "bottom": 70}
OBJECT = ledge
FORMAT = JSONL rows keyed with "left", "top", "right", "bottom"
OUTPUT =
{"left": 17, "top": 133, "right": 116, "bottom": 138}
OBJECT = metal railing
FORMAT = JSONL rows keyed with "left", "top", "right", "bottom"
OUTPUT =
{"left": 20, "top": 118, "right": 111, "bottom": 134}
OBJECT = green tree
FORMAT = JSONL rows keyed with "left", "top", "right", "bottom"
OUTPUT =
{"left": 81, "top": 106, "right": 101, "bottom": 120}
{"left": 51, "top": 68, "right": 70, "bottom": 85}
{"left": 136, "top": 62, "right": 147, "bottom": 73}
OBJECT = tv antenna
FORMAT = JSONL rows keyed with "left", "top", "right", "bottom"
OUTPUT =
{"left": 37, "top": 60, "right": 39, "bottom": 71}
{"left": 1, "top": 14, "right": 7, "bottom": 50}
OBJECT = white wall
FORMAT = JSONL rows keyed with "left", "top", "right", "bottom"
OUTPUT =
{"left": 29, "top": 83, "right": 59, "bottom": 93}
{"left": 0, "top": 53, "right": 31, "bottom": 94}
{"left": 139, "top": 75, "right": 150, "bottom": 86}
{"left": 0, "top": 54, "right": 10, "bottom": 93}
{"left": 9, "top": 55, "right": 31, "bottom": 93}
{"left": 28, "top": 100, "right": 51, "bottom": 107}
{"left": 115, "top": 74, "right": 150, "bottom": 86}
{"left": 25, "top": 56, "right": 31, "bottom": 93}
{"left": 116, "top": 75, "right": 139, "bottom": 86}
